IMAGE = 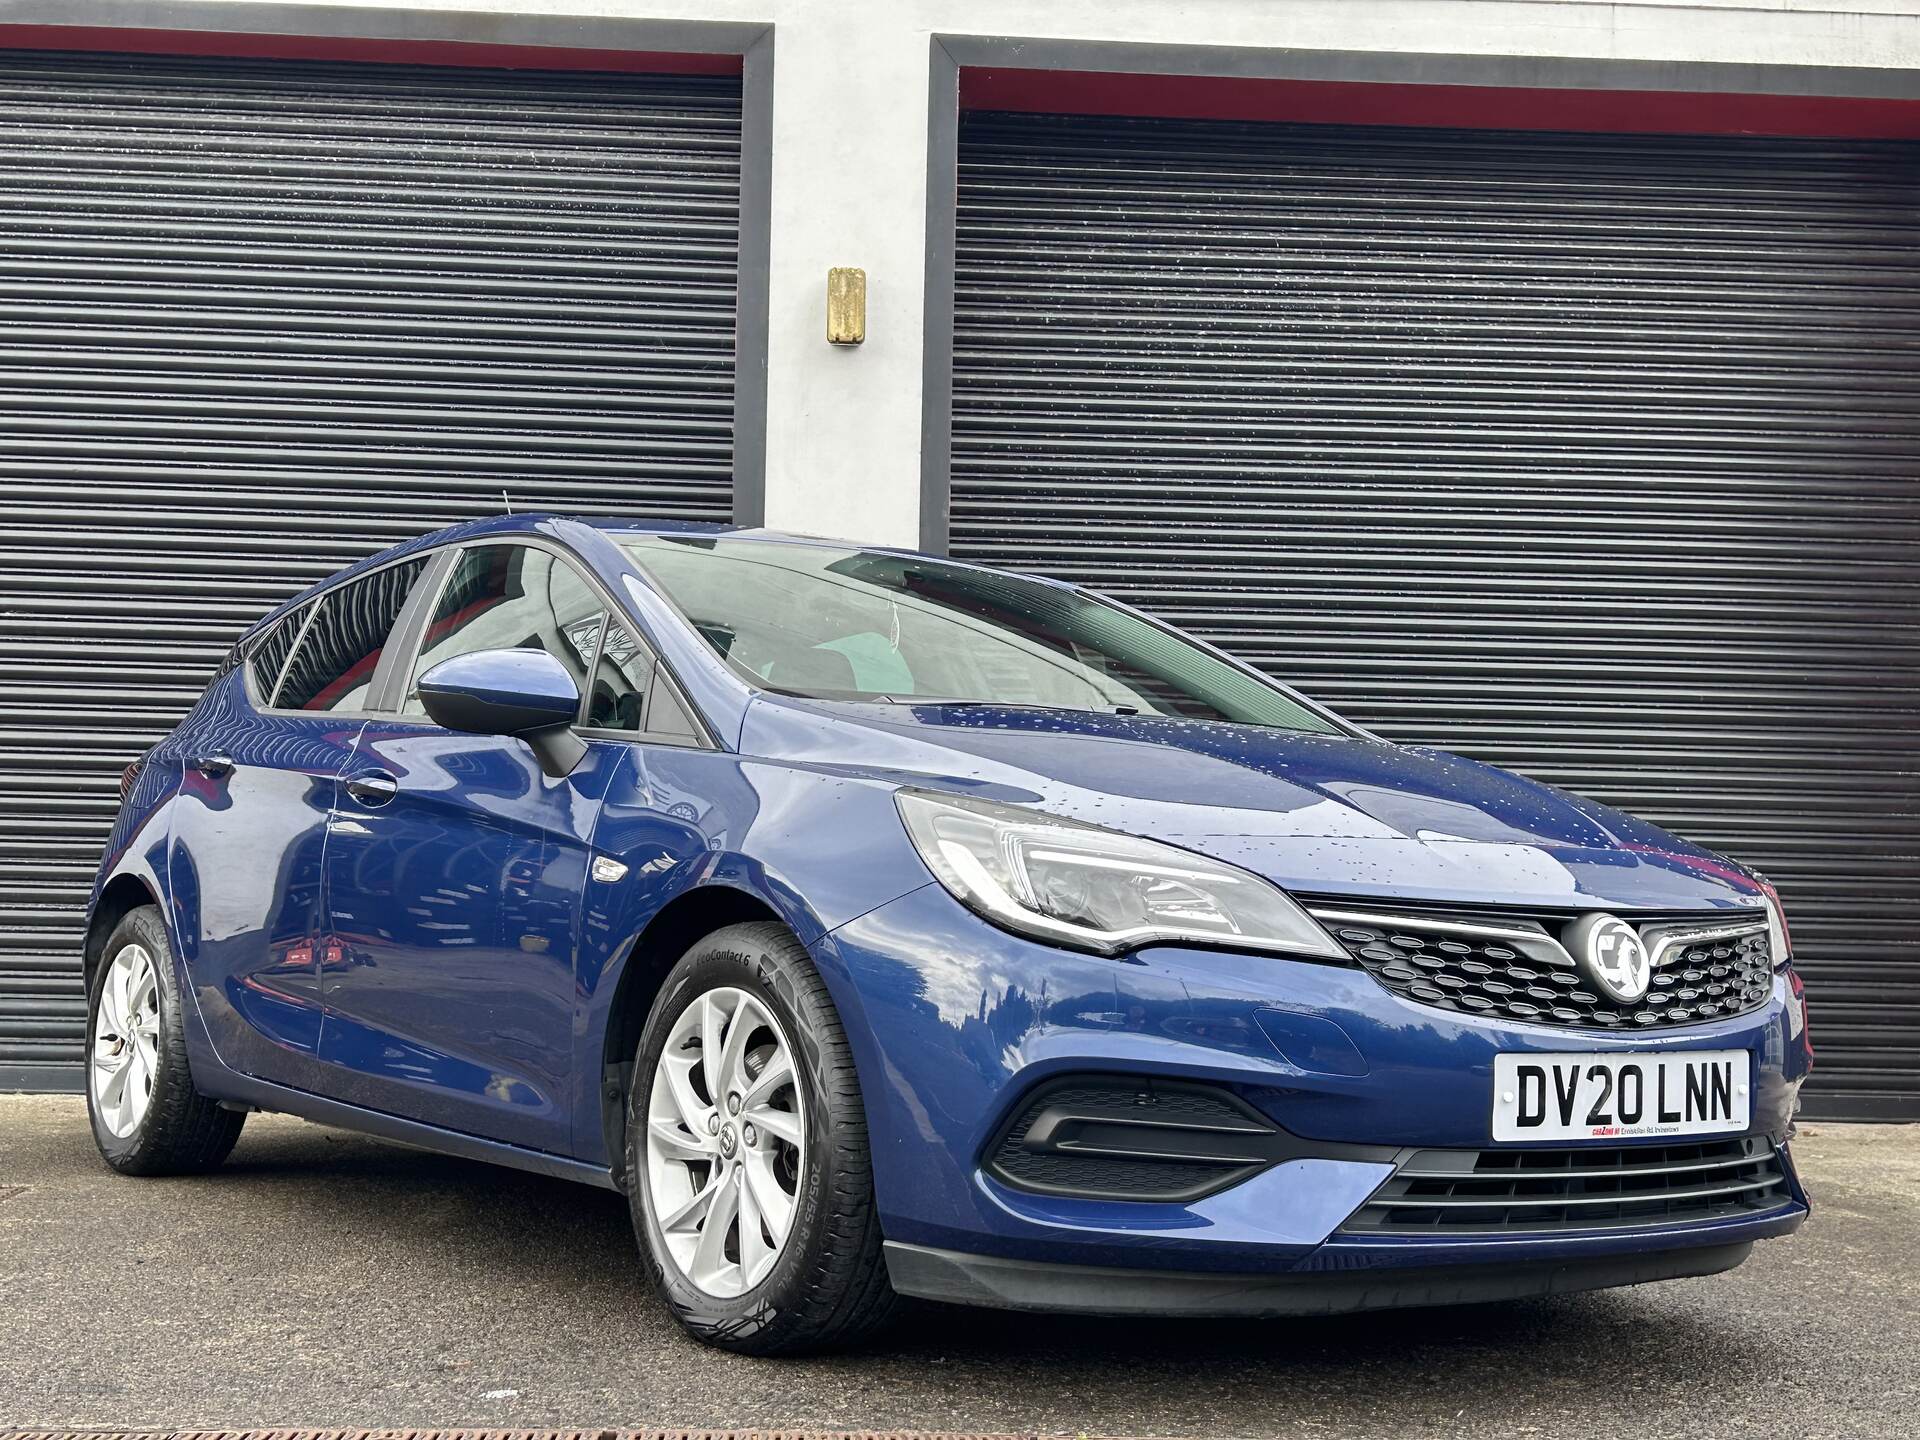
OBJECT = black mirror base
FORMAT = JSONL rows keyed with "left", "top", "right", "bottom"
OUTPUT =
{"left": 527, "top": 725, "right": 588, "bottom": 779}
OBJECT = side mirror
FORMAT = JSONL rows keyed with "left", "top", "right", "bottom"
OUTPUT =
{"left": 417, "top": 648, "right": 586, "bottom": 777}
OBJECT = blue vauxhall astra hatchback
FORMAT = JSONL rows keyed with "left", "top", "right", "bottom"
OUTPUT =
{"left": 84, "top": 515, "right": 1812, "bottom": 1353}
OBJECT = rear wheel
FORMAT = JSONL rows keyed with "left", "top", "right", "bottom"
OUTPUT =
{"left": 86, "top": 905, "right": 244, "bottom": 1175}
{"left": 627, "top": 921, "right": 897, "bottom": 1354}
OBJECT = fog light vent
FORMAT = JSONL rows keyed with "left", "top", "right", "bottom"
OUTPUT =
{"left": 985, "top": 1076, "right": 1283, "bottom": 1203}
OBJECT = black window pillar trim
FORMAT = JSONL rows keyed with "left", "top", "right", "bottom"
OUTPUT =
{"left": 368, "top": 548, "right": 458, "bottom": 715}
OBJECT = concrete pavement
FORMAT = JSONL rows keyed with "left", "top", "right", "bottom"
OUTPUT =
{"left": 2, "top": 1096, "right": 1915, "bottom": 1438}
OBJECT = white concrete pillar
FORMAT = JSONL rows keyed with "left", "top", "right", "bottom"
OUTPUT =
{"left": 756, "top": 12, "right": 932, "bottom": 548}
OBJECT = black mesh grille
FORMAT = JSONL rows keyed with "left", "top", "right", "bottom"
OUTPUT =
{"left": 987, "top": 1079, "right": 1281, "bottom": 1202}
{"left": 988, "top": 1142, "right": 1234, "bottom": 1200}
{"left": 1327, "top": 918, "right": 1773, "bottom": 1031}
{"left": 1343, "top": 1135, "right": 1791, "bottom": 1234}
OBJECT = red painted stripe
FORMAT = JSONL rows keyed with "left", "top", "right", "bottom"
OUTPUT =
{"left": 959, "top": 67, "right": 1920, "bottom": 140}
{"left": 0, "top": 24, "right": 744, "bottom": 74}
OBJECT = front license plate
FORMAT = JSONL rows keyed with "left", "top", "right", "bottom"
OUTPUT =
{"left": 1492, "top": 1050, "right": 1750, "bottom": 1142}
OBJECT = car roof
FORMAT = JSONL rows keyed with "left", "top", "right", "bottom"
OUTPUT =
{"left": 238, "top": 513, "right": 1072, "bottom": 644}
{"left": 388, "top": 511, "right": 1067, "bottom": 569}
{"left": 417, "top": 511, "right": 922, "bottom": 551}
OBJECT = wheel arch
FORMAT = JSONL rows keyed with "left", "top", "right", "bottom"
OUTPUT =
{"left": 84, "top": 872, "right": 164, "bottom": 999}
{"left": 596, "top": 883, "right": 790, "bottom": 1189}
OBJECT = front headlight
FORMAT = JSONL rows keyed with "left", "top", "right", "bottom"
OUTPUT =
{"left": 1757, "top": 876, "right": 1792, "bottom": 968}
{"left": 895, "top": 788, "right": 1345, "bottom": 959}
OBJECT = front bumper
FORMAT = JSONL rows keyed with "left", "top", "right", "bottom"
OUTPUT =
{"left": 883, "top": 1238, "right": 1761, "bottom": 1317}
{"left": 816, "top": 882, "right": 1812, "bottom": 1291}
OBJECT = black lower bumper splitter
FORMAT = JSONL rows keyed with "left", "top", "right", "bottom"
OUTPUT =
{"left": 883, "top": 1239, "right": 1754, "bottom": 1318}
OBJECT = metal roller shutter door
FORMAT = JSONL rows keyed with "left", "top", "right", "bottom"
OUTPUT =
{"left": 0, "top": 51, "right": 742, "bottom": 1090}
{"left": 951, "top": 111, "right": 1920, "bottom": 1121}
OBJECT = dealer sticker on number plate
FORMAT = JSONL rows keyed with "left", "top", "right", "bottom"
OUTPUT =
{"left": 1492, "top": 1050, "right": 1750, "bottom": 1142}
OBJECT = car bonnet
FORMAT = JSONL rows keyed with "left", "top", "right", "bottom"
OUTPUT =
{"left": 741, "top": 697, "right": 1767, "bottom": 914}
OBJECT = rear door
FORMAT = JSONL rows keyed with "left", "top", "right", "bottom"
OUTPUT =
{"left": 316, "top": 539, "right": 634, "bottom": 1152}
{"left": 170, "top": 555, "right": 428, "bottom": 1089}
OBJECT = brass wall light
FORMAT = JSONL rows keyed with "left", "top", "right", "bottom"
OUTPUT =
{"left": 827, "top": 267, "right": 866, "bottom": 346}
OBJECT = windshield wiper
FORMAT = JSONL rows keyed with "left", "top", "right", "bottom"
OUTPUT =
{"left": 879, "top": 696, "right": 1141, "bottom": 716}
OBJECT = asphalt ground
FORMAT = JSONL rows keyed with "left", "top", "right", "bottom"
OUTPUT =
{"left": 2, "top": 1096, "right": 1915, "bottom": 1438}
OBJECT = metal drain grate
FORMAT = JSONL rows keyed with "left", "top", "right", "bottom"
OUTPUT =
{"left": 4, "top": 1432, "right": 1056, "bottom": 1440}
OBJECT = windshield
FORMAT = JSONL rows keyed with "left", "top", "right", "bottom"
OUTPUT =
{"left": 621, "top": 536, "right": 1342, "bottom": 734}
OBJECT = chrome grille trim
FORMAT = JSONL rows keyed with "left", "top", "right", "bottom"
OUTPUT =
{"left": 1644, "top": 918, "right": 1770, "bottom": 970}
{"left": 1305, "top": 907, "right": 1575, "bottom": 970}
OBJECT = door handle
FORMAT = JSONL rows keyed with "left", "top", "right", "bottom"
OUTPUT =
{"left": 191, "top": 753, "right": 234, "bottom": 779}
{"left": 344, "top": 771, "right": 400, "bottom": 807}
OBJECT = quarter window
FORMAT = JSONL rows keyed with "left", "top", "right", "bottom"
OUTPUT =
{"left": 274, "top": 558, "right": 428, "bottom": 713}
{"left": 404, "top": 544, "right": 606, "bottom": 717}
{"left": 246, "top": 600, "right": 312, "bottom": 704}
{"left": 583, "top": 621, "right": 698, "bottom": 741}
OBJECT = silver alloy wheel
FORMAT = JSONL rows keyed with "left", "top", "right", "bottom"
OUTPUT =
{"left": 645, "top": 985, "right": 808, "bottom": 1298}
{"left": 91, "top": 942, "right": 161, "bottom": 1139}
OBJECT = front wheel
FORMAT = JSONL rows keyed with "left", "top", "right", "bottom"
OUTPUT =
{"left": 86, "top": 905, "right": 245, "bottom": 1175}
{"left": 627, "top": 921, "right": 897, "bottom": 1354}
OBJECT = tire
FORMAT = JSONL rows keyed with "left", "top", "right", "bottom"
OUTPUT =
{"left": 85, "top": 905, "right": 245, "bottom": 1175}
{"left": 627, "top": 921, "right": 898, "bottom": 1354}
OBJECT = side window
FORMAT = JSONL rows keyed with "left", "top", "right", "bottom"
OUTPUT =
{"left": 275, "top": 558, "right": 428, "bottom": 713}
{"left": 586, "top": 622, "right": 652, "bottom": 731}
{"left": 246, "top": 600, "right": 312, "bottom": 704}
{"left": 404, "top": 544, "right": 606, "bottom": 716}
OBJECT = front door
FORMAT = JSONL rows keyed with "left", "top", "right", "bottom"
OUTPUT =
{"left": 315, "top": 541, "right": 623, "bottom": 1152}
